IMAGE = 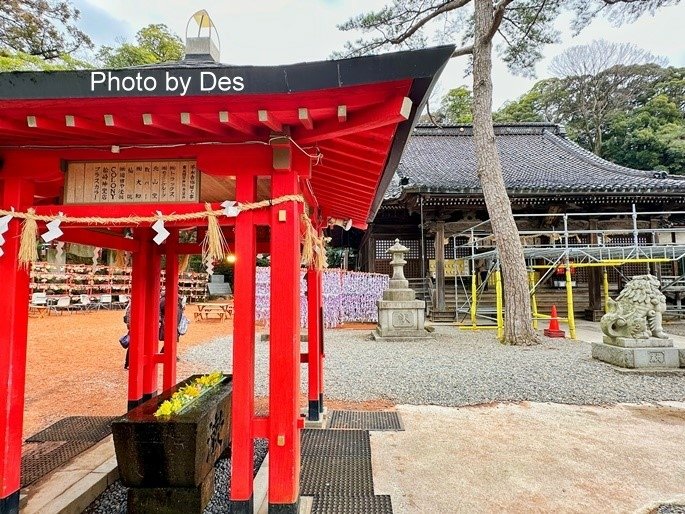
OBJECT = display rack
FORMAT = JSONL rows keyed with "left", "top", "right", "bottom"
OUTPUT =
{"left": 30, "top": 263, "right": 208, "bottom": 302}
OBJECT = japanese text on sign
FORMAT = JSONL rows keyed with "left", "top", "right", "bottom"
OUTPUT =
{"left": 63, "top": 161, "right": 199, "bottom": 204}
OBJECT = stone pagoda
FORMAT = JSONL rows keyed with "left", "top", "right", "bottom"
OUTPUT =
{"left": 374, "top": 239, "right": 430, "bottom": 340}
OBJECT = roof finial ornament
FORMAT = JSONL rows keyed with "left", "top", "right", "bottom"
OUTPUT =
{"left": 184, "top": 10, "right": 220, "bottom": 62}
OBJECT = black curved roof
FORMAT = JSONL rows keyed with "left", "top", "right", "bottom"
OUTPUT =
{"left": 386, "top": 124, "right": 685, "bottom": 200}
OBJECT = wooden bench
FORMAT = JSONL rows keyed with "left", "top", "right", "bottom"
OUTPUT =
{"left": 193, "top": 305, "right": 228, "bottom": 322}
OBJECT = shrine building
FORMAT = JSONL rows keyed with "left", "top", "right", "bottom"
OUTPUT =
{"left": 360, "top": 124, "right": 685, "bottom": 322}
{"left": 0, "top": 23, "right": 453, "bottom": 514}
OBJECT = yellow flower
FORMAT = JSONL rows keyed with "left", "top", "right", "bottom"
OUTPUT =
{"left": 184, "top": 385, "right": 201, "bottom": 398}
{"left": 153, "top": 372, "right": 224, "bottom": 417}
{"left": 154, "top": 401, "right": 174, "bottom": 417}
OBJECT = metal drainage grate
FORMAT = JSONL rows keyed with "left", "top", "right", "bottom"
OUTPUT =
{"left": 312, "top": 495, "right": 393, "bottom": 514}
{"left": 21, "top": 441, "right": 95, "bottom": 487}
{"left": 300, "top": 457, "right": 374, "bottom": 496}
{"left": 26, "top": 416, "right": 118, "bottom": 442}
{"left": 301, "top": 429, "right": 370, "bottom": 457}
{"left": 328, "top": 411, "right": 404, "bottom": 431}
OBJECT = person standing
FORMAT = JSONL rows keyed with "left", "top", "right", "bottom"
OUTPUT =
{"left": 121, "top": 292, "right": 187, "bottom": 369}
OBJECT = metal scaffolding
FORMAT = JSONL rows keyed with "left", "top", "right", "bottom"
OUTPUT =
{"left": 449, "top": 205, "right": 685, "bottom": 340}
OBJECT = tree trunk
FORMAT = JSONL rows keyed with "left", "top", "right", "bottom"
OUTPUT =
{"left": 472, "top": 0, "right": 538, "bottom": 345}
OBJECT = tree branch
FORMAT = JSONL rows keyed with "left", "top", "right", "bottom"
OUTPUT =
{"left": 452, "top": 44, "right": 474, "bottom": 57}
{"left": 485, "top": 0, "right": 516, "bottom": 43}
{"left": 388, "top": 0, "right": 472, "bottom": 45}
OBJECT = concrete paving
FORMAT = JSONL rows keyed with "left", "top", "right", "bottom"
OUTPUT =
{"left": 22, "top": 437, "right": 118, "bottom": 514}
{"left": 372, "top": 402, "right": 685, "bottom": 514}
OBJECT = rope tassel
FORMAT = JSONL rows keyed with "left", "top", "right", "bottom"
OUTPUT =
{"left": 18, "top": 208, "right": 38, "bottom": 269}
{"left": 301, "top": 213, "right": 328, "bottom": 271}
{"left": 202, "top": 202, "right": 227, "bottom": 263}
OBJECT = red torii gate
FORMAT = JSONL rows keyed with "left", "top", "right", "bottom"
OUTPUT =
{"left": 0, "top": 46, "right": 452, "bottom": 513}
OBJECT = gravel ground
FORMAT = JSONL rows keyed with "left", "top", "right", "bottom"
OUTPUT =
{"left": 659, "top": 506, "right": 685, "bottom": 514}
{"left": 183, "top": 326, "right": 685, "bottom": 406}
{"left": 85, "top": 439, "right": 267, "bottom": 514}
{"left": 666, "top": 322, "right": 685, "bottom": 337}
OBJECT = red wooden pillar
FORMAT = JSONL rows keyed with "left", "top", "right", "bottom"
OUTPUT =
{"left": 0, "top": 178, "right": 34, "bottom": 513}
{"left": 269, "top": 170, "right": 302, "bottom": 512}
{"left": 163, "top": 229, "right": 179, "bottom": 391}
{"left": 306, "top": 267, "right": 322, "bottom": 421}
{"left": 143, "top": 237, "right": 161, "bottom": 400}
{"left": 128, "top": 232, "right": 149, "bottom": 410}
{"left": 230, "top": 175, "right": 257, "bottom": 514}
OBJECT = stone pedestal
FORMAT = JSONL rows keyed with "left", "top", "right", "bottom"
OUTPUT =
{"left": 592, "top": 337, "right": 681, "bottom": 369}
{"left": 373, "top": 239, "right": 430, "bottom": 340}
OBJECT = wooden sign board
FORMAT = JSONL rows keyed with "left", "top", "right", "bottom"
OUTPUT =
{"left": 63, "top": 161, "right": 199, "bottom": 204}
{"left": 429, "top": 258, "right": 469, "bottom": 277}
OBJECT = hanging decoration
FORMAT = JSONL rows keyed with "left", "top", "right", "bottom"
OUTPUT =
{"left": 152, "top": 212, "right": 170, "bottom": 245}
{"left": 255, "top": 267, "right": 389, "bottom": 328}
{"left": 55, "top": 241, "right": 65, "bottom": 262}
{"left": 202, "top": 202, "right": 227, "bottom": 263}
{"left": 221, "top": 200, "right": 240, "bottom": 217}
{"left": 0, "top": 210, "right": 13, "bottom": 257}
{"left": 18, "top": 208, "right": 39, "bottom": 266}
{"left": 204, "top": 255, "right": 214, "bottom": 276}
{"left": 92, "top": 247, "right": 101, "bottom": 269}
{"left": 0, "top": 194, "right": 327, "bottom": 270}
{"left": 300, "top": 214, "right": 328, "bottom": 270}
{"left": 41, "top": 213, "right": 63, "bottom": 243}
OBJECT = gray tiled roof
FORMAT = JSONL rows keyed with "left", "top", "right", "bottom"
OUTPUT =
{"left": 388, "top": 123, "right": 685, "bottom": 200}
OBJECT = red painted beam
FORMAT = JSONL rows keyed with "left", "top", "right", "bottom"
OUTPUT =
{"left": 258, "top": 110, "right": 283, "bottom": 132}
{"left": 313, "top": 160, "right": 380, "bottom": 182}
{"left": 218, "top": 111, "right": 259, "bottom": 136}
{"left": 332, "top": 137, "right": 388, "bottom": 156}
{"left": 318, "top": 145, "right": 386, "bottom": 168}
{"left": 309, "top": 184, "right": 373, "bottom": 208}
{"left": 312, "top": 165, "right": 378, "bottom": 190}
{"left": 60, "top": 228, "right": 140, "bottom": 251}
{"left": 292, "top": 96, "right": 412, "bottom": 144}
{"left": 298, "top": 108, "right": 313, "bottom": 130}
{"left": 311, "top": 173, "right": 377, "bottom": 192}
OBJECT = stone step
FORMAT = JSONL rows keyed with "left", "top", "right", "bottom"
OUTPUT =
{"left": 430, "top": 311, "right": 455, "bottom": 322}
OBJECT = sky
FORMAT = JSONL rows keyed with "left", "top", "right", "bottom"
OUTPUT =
{"left": 72, "top": 0, "right": 685, "bottom": 109}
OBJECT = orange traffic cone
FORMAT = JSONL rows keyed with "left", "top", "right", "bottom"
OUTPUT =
{"left": 543, "top": 305, "right": 565, "bottom": 338}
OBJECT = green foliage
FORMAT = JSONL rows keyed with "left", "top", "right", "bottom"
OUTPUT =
{"left": 603, "top": 95, "right": 685, "bottom": 174}
{"left": 0, "top": 49, "right": 90, "bottom": 70}
{"left": 439, "top": 87, "right": 473, "bottom": 124}
{"left": 326, "top": 247, "right": 357, "bottom": 269}
{"left": 497, "top": 63, "right": 685, "bottom": 174}
{"left": 493, "top": 82, "right": 551, "bottom": 122}
{"left": 0, "top": 0, "right": 92, "bottom": 59}
{"left": 97, "top": 24, "right": 184, "bottom": 68}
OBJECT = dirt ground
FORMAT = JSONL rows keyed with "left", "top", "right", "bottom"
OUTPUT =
{"left": 24, "top": 306, "right": 236, "bottom": 438}
{"left": 23, "top": 309, "right": 389, "bottom": 439}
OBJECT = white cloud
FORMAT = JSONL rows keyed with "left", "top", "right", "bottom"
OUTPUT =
{"left": 81, "top": 1, "right": 685, "bottom": 108}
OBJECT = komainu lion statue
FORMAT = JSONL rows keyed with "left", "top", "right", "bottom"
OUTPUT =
{"left": 600, "top": 275, "right": 669, "bottom": 340}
